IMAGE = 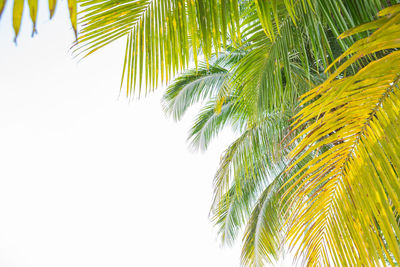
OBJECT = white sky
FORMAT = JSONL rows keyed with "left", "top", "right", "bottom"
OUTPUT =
{"left": 0, "top": 3, "right": 248, "bottom": 267}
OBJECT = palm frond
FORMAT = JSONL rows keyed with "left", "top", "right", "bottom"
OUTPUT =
{"left": 221, "top": 0, "right": 366, "bottom": 125}
{"left": 284, "top": 6, "right": 400, "bottom": 266}
{"left": 162, "top": 61, "right": 229, "bottom": 121}
{"left": 75, "top": 0, "right": 241, "bottom": 96}
{"left": 212, "top": 111, "right": 291, "bottom": 219}
{"left": 211, "top": 163, "right": 272, "bottom": 247}
{"left": 211, "top": 140, "right": 296, "bottom": 253}
{"left": 240, "top": 146, "right": 320, "bottom": 266}
{"left": 188, "top": 99, "right": 240, "bottom": 151}
{"left": 162, "top": 49, "right": 250, "bottom": 150}
{"left": 240, "top": 172, "right": 283, "bottom": 266}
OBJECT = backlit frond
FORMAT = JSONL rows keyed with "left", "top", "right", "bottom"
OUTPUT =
{"left": 162, "top": 55, "right": 235, "bottom": 121}
{"left": 188, "top": 99, "right": 240, "bottom": 151}
{"left": 75, "top": 0, "right": 241, "bottom": 96}
{"left": 241, "top": 173, "right": 283, "bottom": 266}
{"left": 284, "top": 6, "right": 400, "bottom": 266}
{"left": 212, "top": 111, "right": 291, "bottom": 218}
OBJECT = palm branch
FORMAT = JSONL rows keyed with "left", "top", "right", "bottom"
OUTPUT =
{"left": 284, "top": 5, "right": 400, "bottom": 266}
{"left": 163, "top": 47, "right": 298, "bottom": 265}
{"left": 75, "top": 0, "right": 242, "bottom": 96}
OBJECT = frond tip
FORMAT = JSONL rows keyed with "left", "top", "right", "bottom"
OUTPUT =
{"left": 0, "top": 0, "right": 77, "bottom": 40}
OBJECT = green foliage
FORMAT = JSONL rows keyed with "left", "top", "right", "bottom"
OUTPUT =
{"left": 160, "top": 1, "right": 400, "bottom": 266}
{"left": 4, "top": 0, "right": 400, "bottom": 266}
{"left": 75, "top": 0, "right": 241, "bottom": 96}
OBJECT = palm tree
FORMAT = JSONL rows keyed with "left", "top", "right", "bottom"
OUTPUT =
{"left": 3, "top": 0, "right": 400, "bottom": 266}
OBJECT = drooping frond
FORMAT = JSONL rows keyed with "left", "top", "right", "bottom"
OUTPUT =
{"left": 188, "top": 99, "right": 240, "bottom": 151}
{"left": 211, "top": 137, "right": 298, "bottom": 254}
{"left": 162, "top": 61, "right": 229, "bottom": 121}
{"left": 75, "top": 0, "right": 241, "bottom": 96}
{"left": 284, "top": 5, "right": 400, "bottom": 266}
{"left": 0, "top": 0, "right": 77, "bottom": 40}
{"left": 240, "top": 146, "right": 321, "bottom": 267}
{"left": 240, "top": 171, "right": 283, "bottom": 266}
{"left": 162, "top": 49, "right": 251, "bottom": 150}
{"left": 211, "top": 161, "right": 275, "bottom": 247}
{"left": 212, "top": 111, "right": 292, "bottom": 220}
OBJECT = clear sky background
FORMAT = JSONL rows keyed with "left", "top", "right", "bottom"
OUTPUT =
{"left": 0, "top": 3, "right": 248, "bottom": 267}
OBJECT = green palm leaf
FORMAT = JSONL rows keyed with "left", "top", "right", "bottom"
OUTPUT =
{"left": 75, "top": 0, "right": 241, "bottom": 96}
{"left": 162, "top": 60, "right": 229, "bottom": 121}
{"left": 188, "top": 99, "right": 242, "bottom": 151}
{"left": 241, "top": 175, "right": 282, "bottom": 266}
{"left": 211, "top": 111, "right": 292, "bottom": 220}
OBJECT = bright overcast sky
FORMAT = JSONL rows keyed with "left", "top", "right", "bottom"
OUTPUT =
{"left": 0, "top": 3, "right": 249, "bottom": 267}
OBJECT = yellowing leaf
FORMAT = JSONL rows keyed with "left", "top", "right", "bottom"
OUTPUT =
{"left": 28, "top": 0, "right": 38, "bottom": 35}
{"left": 284, "top": 5, "right": 400, "bottom": 265}
{"left": 0, "top": 0, "right": 7, "bottom": 19}
{"left": 48, "top": 0, "right": 56, "bottom": 18}
{"left": 12, "top": 0, "right": 24, "bottom": 41}
{"left": 67, "top": 0, "right": 77, "bottom": 38}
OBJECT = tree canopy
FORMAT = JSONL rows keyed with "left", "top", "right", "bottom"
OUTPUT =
{"left": 2, "top": 0, "right": 400, "bottom": 266}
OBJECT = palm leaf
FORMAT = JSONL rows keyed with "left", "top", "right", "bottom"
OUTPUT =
{"left": 219, "top": 0, "right": 381, "bottom": 127}
{"left": 212, "top": 110, "right": 292, "bottom": 222}
{"left": 284, "top": 5, "right": 400, "bottom": 266}
{"left": 75, "top": 0, "right": 241, "bottom": 96}
{"left": 162, "top": 58, "right": 230, "bottom": 121}
{"left": 188, "top": 99, "right": 242, "bottom": 151}
{"left": 211, "top": 160, "right": 276, "bottom": 248}
{"left": 0, "top": 0, "right": 77, "bottom": 40}
{"left": 240, "top": 145, "right": 321, "bottom": 266}
{"left": 240, "top": 172, "right": 283, "bottom": 266}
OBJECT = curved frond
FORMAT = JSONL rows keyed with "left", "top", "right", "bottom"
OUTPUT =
{"left": 162, "top": 63, "right": 229, "bottom": 121}
{"left": 211, "top": 143, "right": 294, "bottom": 252}
{"left": 223, "top": 0, "right": 371, "bottom": 125}
{"left": 240, "top": 149, "right": 317, "bottom": 267}
{"left": 212, "top": 111, "right": 291, "bottom": 218}
{"left": 241, "top": 176, "right": 282, "bottom": 266}
{"left": 188, "top": 99, "right": 239, "bottom": 151}
{"left": 284, "top": 6, "right": 400, "bottom": 266}
{"left": 211, "top": 166, "right": 270, "bottom": 247}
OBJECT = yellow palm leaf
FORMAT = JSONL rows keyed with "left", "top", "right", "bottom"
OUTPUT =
{"left": 284, "top": 5, "right": 400, "bottom": 266}
{"left": 0, "top": 0, "right": 77, "bottom": 40}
